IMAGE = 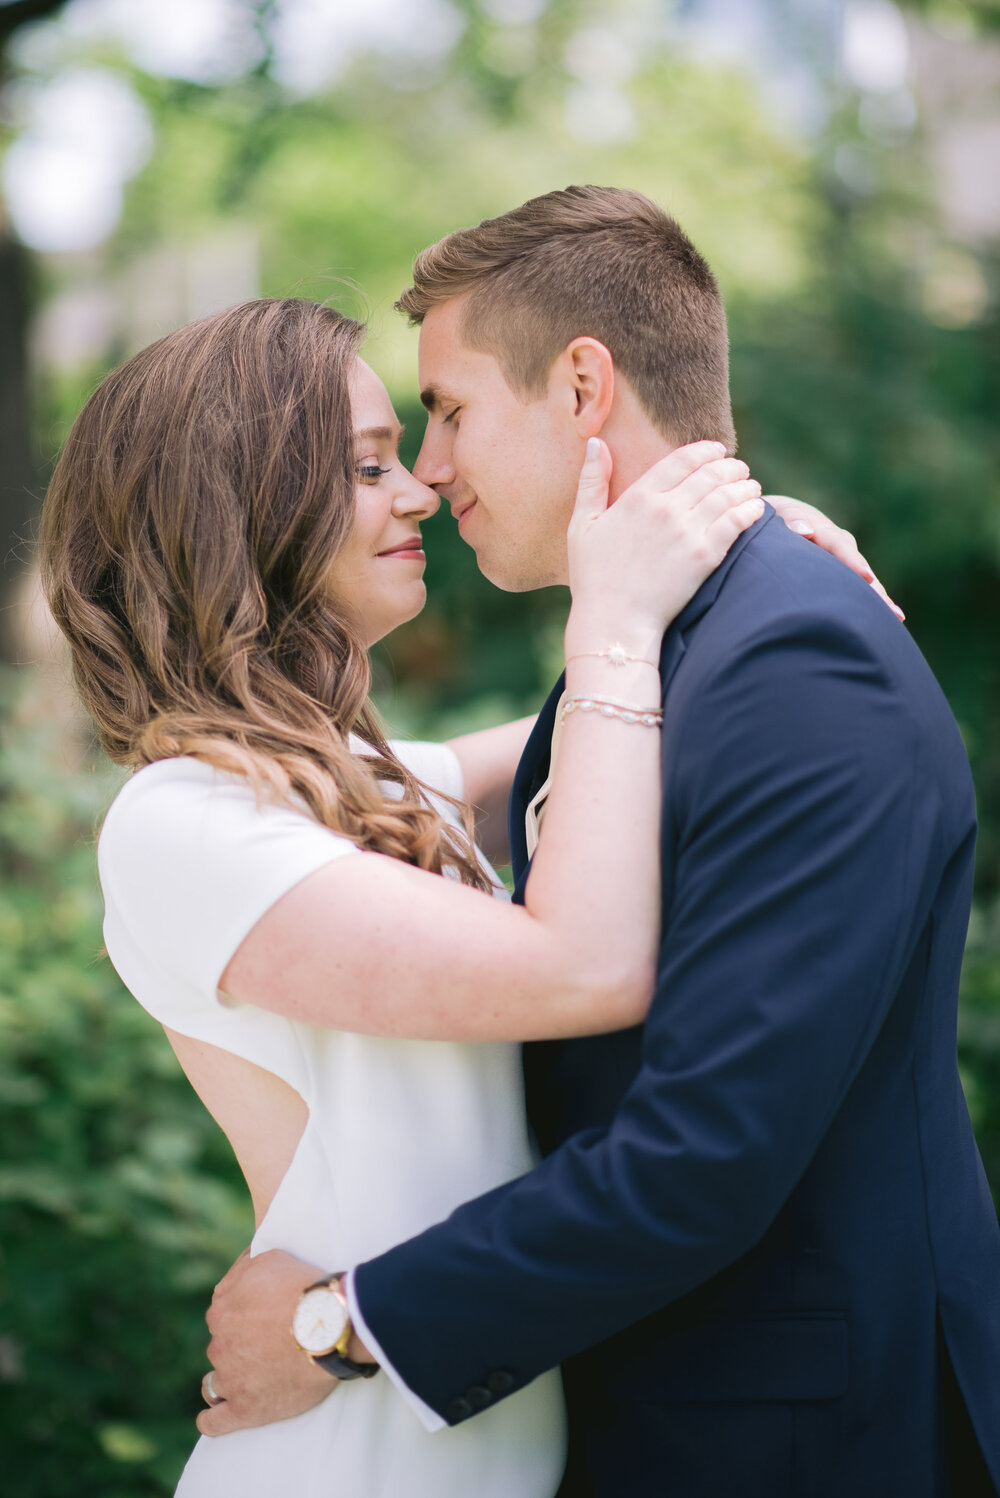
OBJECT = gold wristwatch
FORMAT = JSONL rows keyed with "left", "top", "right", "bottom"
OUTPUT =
{"left": 291, "top": 1273, "right": 379, "bottom": 1380}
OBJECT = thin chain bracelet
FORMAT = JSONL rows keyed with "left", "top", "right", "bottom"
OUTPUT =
{"left": 560, "top": 695, "right": 663, "bottom": 728}
{"left": 565, "top": 643, "right": 659, "bottom": 669}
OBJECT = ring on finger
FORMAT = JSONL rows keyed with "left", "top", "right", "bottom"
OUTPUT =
{"left": 204, "top": 1369, "right": 225, "bottom": 1406}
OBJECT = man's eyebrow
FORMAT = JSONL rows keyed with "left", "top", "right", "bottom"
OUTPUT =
{"left": 353, "top": 424, "right": 405, "bottom": 444}
{"left": 419, "top": 384, "right": 448, "bottom": 413}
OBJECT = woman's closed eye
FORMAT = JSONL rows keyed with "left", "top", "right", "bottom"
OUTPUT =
{"left": 357, "top": 463, "right": 392, "bottom": 483}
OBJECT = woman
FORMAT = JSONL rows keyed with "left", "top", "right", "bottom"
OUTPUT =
{"left": 40, "top": 297, "right": 873, "bottom": 1496}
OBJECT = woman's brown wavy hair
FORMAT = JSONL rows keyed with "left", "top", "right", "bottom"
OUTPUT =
{"left": 40, "top": 296, "right": 491, "bottom": 890}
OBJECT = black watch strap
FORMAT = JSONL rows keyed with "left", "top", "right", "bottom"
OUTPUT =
{"left": 314, "top": 1347, "right": 380, "bottom": 1380}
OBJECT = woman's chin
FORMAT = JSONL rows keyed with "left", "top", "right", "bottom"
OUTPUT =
{"left": 364, "top": 585, "right": 427, "bottom": 646}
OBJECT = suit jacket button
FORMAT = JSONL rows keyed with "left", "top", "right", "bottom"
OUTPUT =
{"left": 466, "top": 1384, "right": 493, "bottom": 1410}
{"left": 486, "top": 1369, "right": 515, "bottom": 1394}
{"left": 446, "top": 1397, "right": 473, "bottom": 1424}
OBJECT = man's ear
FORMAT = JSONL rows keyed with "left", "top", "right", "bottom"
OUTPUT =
{"left": 557, "top": 337, "right": 615, "bottom": 438}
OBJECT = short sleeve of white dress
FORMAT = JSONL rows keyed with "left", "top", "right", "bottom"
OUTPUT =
{"left": 97, "top": 757, "right": 362, "bottom": 1087}
{"left": 97, "top": 744, "right": 471, "bottom": 1084}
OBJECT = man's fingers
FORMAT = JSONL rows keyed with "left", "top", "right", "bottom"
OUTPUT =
{"left": 197, "top": 1403, "right": 246, "bottom": 1438}
{"left": 212, "top": 1246, "right": 252, "bottom": 1302}
{"left": 572, "top": 437, "right": 613, "bottom": 521}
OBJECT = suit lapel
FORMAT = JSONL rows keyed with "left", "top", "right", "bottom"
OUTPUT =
{"left": 658, "top": 627, "right": 688, "bottom": 697}
{"left": 510, "top": 672, "right": 565, "bottom": 901}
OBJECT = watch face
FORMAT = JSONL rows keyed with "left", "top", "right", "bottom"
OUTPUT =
{"left": 292, "top": 1286, "right": 349, "bottom": 1356}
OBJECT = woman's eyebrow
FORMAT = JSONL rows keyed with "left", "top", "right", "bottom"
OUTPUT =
{"left": 353, "top": 424, "right": 405, "bottom": 444}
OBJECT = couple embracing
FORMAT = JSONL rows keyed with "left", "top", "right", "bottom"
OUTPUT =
{"left": 41, "top": 186, "right": 1000, "bottom": 1497}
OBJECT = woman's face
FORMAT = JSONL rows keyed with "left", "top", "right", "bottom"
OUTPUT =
{"left": 327, "top": 359, "right": 440, "bottom": 646}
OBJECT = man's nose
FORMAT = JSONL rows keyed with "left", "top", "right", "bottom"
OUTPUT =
{"left": 413, "top": 427, "right": 454, "bottom": 492}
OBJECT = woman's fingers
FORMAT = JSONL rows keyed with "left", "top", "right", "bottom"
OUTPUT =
{"left": 689, "top": 475, "right": 763, "bottom": 527}
{"left": 621, "top": 440, "right": 731, "bottom": 500}
{"left": 704, "top": 493, "right": 768, "bottom": 555}
{"left": 571, "top": 437, "right": 613, "bottom": 524}
{"left": 868, "top": 575, "right": 905, "bottom": 621}
{"left": 671, "top": 458, "right": 751, "bottom": 511}
{"left": 567, "top": 443, "right": 763, "bottom": 637}
{"left": 622, "top": 456, "right": 749, "bottom": 517}
{"left": 770, "top": 496, "right": 869, "bottom": 575}
{"left": 766, "top": 495, "right": 905, "bottom": 622}
{"left": 614, "top": 473, "right": 763, "bottom": 574}
{"left": 643, "top": 480, "right": 764, "bottom": 572}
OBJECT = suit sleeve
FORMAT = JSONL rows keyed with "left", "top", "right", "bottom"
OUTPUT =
{"left": 352, "top": 611, "right": 946, "bottom": 1423}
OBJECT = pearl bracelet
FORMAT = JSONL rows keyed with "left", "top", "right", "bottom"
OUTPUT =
{"left": 559, "top": 695, "right": 663, "bottom": 728}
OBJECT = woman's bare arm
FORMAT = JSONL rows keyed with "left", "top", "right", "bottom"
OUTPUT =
{"left": 220, "top": 441, "right": 764, "bottom": 1044}
{"left": 446, "top": 499, "right": 898, "bottom": 869}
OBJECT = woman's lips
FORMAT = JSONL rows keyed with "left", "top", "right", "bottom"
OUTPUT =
{"left": 377, "top": 540, "right": 425, "bottom": 559}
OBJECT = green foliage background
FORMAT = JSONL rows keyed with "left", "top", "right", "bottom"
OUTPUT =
{"left": 1, "top": 0, "right": 999, "bottom": 1490}
{"left": 0, "top": 679, "right": 254, "bottom": 1493}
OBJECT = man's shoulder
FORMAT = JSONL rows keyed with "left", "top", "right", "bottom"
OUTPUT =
{"left": 666, "top": 517, "right": 964, "bottom": 764}
{"left": 680, "top": 517, "right": 915, "bottom": 680}
{"left": 713, "top": 515, "right": 887, "bottom": 629}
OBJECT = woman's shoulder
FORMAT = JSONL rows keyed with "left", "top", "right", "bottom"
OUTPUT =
{"left": 98, "top": 755, "right": 355, "bottom": 895}
{"left": 104, "top": 755, "right": 234, "bottom": 806}
{"left": 106, "top": 756, "right": 215, "bottom": 798}
{"left": 97, "top": 741, "right": 466, "bottom": 890}
{"left": 100, "top": 756, "right": 254, "bottom": 844}
{"left": 98, "top": 755, "right": 360, "bottom": 991}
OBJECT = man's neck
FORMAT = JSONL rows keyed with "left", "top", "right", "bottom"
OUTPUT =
{"left": 549, "top": 396, "right": 679, "bottom": 587}
{"left": 603, "top": 418, "right": 677, "bottom": 504}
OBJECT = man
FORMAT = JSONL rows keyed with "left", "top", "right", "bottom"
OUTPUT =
{"left": 200, "top": 187, "right": 1000, "bottom": 1495}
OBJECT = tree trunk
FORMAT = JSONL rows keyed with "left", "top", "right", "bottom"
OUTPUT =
{"left": 0, "top": 0, "right": 72, "bottom": 659}
{"left": 0, "top": 229, "right": 37, "bottom": 661}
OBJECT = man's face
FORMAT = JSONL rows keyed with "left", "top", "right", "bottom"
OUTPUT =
{"left": 413, "top": 296, "right": 581, "bottom": 591}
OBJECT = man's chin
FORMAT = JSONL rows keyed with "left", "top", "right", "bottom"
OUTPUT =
{"left": 476, "top": 555, "right": 557, "bottom": 593}
{"left": 463, "top": 532, "right": 562, "bottom": 592}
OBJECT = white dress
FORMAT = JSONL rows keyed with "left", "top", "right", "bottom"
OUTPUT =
{"left": 98, "top": 741, "right": 566, "bottom": 1498}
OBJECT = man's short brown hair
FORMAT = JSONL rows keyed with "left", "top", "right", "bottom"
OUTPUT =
{"left": 397, "top": 184, "right": 736, "bottom": 452}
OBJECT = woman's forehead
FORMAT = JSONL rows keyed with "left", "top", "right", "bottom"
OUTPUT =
{"left": 348, "top": 358, "right": 397, "bottom": 428}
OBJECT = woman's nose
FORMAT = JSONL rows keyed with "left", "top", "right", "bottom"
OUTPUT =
{"left": 394, "top": 472, "right": 440, "bottom": 520}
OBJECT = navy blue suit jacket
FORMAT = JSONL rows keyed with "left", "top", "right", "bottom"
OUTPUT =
{"left": 356, "top": 509, "right": 1000, "bottom": 1496}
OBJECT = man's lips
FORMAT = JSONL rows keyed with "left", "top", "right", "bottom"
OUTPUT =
{"left": 454, "top": 500, "right": 477, "bottom": 533}
{"left": 376, "top": 537, "right": 425, "bottom": 559}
